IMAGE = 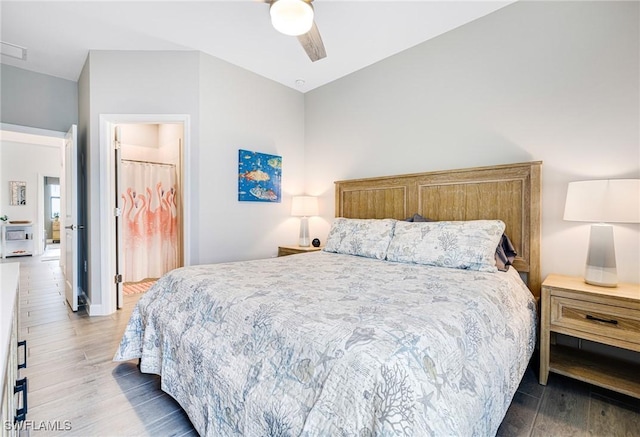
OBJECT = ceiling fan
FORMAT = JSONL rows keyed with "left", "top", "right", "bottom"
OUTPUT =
{"left": 265, "top": 0, "right": 327, "bottom": 62}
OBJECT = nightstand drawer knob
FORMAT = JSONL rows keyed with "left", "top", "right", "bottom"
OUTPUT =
{"left": 586, "top": 314, "right": 618, "bottom": 325}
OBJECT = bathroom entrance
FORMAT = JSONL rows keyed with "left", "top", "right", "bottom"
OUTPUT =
{"left": 110, "top": 120, "right": 188, "bottom": 309}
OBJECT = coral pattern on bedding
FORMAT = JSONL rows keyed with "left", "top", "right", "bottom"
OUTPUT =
{"left": 114, "top": 251, "right": 536, "bottom": 437}
{"left": 387, "top": 220, "right": 506, "bottom": 272}
{"left": 323, "top": 218, "right": 396, "bottom": 259}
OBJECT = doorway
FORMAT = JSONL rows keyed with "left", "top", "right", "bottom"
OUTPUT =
{"left": 99, "top": 114, "right": 191, "bottom": 314}
{"left": 116, "top": 123, "right": 183, "bottom": 300}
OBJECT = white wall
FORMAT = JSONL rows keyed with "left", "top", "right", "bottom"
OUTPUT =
{"left": 0, "top": 140, "right": 62, "bottom": 253}
{"left": 198, "top": 52, "right": 305, "bottom": 264}
{"left": 83, "top": 50, "right": 200, "bottom": 314}
{"left": 119, "top": 124, "right": 159, "bottom": 151}
{"left": 119, "top": 124, "right": 181, "bottom": 165}
{"left": 304, "top": 1, "right": 640, "bottom": 284}
{"left": 158, "top": 124, "right": 183, "bottom": 166}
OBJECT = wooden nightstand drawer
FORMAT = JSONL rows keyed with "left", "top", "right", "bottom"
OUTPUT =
{"left": 278, "top": 245, "right": 322, "bottom": 257}
{"left": 550, "top": 296, "right": 640, "bottom": 346}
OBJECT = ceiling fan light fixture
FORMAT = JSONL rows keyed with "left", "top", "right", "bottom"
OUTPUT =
{"left": 270, "top": 0, "right": 314, "bottom": 37}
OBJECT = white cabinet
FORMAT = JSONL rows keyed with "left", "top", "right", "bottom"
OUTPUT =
{"left": 1, "top": 223, "right": 33, "bottom": 259}
{"left": 1, "top": 264, "right": 27, "bottom": 436}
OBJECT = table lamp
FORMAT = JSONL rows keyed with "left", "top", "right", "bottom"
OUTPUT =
{"left": 563, "top": 179, "right": 640, "bottom": 287}
{"left": 291, "top": 196, "right": 318, "bottom": 247}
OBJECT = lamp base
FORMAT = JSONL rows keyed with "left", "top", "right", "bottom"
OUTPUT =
{"left": 583, "top": 224, "right": 617, "bottom": 288}
{"left": 298, "top": 217, "right": 310, "bottom": 247}
{"left": 584, "top": 266, "right": 618, "bottom": 288}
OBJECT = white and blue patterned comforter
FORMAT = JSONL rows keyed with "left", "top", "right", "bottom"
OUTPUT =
{"left": 114, "top": 251, "right": 536, "bottom": 437}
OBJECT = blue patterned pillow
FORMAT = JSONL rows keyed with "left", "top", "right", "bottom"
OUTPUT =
{"left": 323, "top": 218, "right": 396, "bottom": 260}
{"left": 386, "top": 220, "right": 506, "bottom": 272}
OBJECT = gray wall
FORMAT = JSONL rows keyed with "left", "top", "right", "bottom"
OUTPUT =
{"left": 0, "top": 64, "right": 78, "bottom": 131}
{"left": 304, "top": 0, "right": 640, "bottom": 284}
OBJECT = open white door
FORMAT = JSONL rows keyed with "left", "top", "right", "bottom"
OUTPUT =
{"left": 63, "top": 125, "right": 79, "bottom": 311}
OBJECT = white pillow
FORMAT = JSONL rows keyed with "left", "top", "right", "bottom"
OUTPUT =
{"left": 386, "top": 220, "right": 506, "bottom": 272}
{"left": 323, "top": 218, "right": 396, "bottom": 260}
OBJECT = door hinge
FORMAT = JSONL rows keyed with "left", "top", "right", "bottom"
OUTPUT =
{"left": 114, "top": 140, "right": 121, "bottom": 150}
{"left": 113, "top": 207, "right": 122, "bottom": 217}
{"left": 114, "top": 274, "right": 123, "bottom": 284}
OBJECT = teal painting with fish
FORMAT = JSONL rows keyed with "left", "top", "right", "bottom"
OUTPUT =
{"left": 238, "top": 149, "right": 282, "bottom": 202}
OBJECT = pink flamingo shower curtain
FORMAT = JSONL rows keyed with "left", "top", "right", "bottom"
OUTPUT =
{"left": 121, "top": 160, "right": 178, "bottom": 282}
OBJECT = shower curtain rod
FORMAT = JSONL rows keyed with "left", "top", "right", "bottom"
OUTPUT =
{"left": 121, "top": 158, "right": 176, "bottom": 167}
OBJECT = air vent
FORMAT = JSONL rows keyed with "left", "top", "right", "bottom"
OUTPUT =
{"left": 0, "top": 41, "right": 27, "bottom": 61}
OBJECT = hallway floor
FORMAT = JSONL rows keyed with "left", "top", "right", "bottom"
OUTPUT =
{"left": 40, "top": 243, "right": 60, "bottom": 262}
{"left": 3, "top": 255, "right": 639, "bottom": 436}
{"left": 7, "top": 255, "right": 196, "bottom": 436}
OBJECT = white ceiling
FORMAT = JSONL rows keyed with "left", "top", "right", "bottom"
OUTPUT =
{"left": 0, "top": 1, "right": 514, "bottom": 92}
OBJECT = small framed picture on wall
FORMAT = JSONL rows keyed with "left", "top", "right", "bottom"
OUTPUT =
{"left": 10, "top": 181, "right": 27, "bottom": 206}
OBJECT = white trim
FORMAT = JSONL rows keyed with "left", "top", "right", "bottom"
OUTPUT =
{"left": 37, "top": 173, "right": 44, "bottom": 255}
{"left": 0, "top": 124, "right": 65, "bottom": 149}
{"left": 99, "top": 114, "right": 191, "bottom": 315}
{"left": 87, "top": 303, "right": 103, "bottom": 316}
{"left": 0, "top": 123, "right": 66, "bottom": 138}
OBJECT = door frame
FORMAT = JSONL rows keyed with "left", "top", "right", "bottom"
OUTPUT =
{"left": 99, "top": 114, "right": 191, "bottom": 315}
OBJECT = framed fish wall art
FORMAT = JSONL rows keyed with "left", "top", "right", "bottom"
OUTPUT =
{"left": 238, "top": 149, "right": 282, "bottom": 203}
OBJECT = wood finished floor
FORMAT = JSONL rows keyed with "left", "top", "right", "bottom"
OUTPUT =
{"left": 6, "top": 255, "right": 640, "bottom": 436}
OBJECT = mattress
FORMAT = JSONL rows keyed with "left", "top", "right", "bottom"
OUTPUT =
{"left": 114, "top": 251, "right": 536, "bottom": 436}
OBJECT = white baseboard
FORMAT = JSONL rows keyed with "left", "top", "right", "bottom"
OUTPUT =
{"left": 88, "top": 303, "right": 105, "bottom": 316}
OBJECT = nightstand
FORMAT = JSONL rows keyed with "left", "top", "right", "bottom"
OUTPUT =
{"left": 539, "top": 274, "right": 640, "bottom": 398}
{"left": 52, "top": 220, "right": 60, "bottom": 242}
{"left": 277, "top": 245, "right": 322, "bottom": 257}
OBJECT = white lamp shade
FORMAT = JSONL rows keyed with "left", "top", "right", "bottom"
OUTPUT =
{"left": 270, "top": 0, "right": 314, "bottom": 36}
{"left": 291, "top": 196, "right": 318, "bottom": 217}
{"left": 564, "top": 179, "right": 640, "bottom": 223}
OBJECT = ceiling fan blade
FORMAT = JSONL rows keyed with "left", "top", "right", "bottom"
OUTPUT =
{"left": 297, "top": 20, "right": 326, "bottom": 62}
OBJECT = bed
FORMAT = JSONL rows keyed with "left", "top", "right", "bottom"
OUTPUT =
{"left": 115, "top": 161, "right": 542, "bottom": 436}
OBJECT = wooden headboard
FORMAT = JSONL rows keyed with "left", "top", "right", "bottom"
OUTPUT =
{"left": 334, "top": 161, "right": 542, "bottom": 298}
